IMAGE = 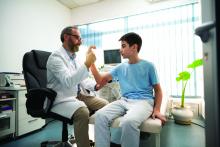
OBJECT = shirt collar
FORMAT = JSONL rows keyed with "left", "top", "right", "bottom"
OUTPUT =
{"left": 64, "top": 48, "right": 76, "bottom": 60}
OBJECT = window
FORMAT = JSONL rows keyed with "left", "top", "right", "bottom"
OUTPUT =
{"left": 78, "top": 1, "right": 203, "bottom": 98}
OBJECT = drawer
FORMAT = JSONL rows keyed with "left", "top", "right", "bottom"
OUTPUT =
{"left": 17, "top": 118, "right": 45, "bottom": 136}
{"left": 0, "top": 112, "right": 15, "bottom": 137}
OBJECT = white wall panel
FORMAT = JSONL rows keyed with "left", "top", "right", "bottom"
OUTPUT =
{"left": 0, "top": 0, "right": 72, "bottom": 73}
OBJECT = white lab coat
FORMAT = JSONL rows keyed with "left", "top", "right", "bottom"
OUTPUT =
{"left": 46, "top": 47, "right": 96, "bottom": 118}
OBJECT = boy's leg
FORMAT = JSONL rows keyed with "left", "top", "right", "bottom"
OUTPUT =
{"left": 72, "top": 107, "right": 90, "bottom": 147}
{"left": 95, "top": 100, "right": 126, "bottom": 147}
{"left": 120, "top": 99, "right": 153, "bottom": 147}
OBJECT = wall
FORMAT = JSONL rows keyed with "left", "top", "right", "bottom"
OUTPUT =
{"left": 0, "top": 0, "right": 71, "bottom": 73}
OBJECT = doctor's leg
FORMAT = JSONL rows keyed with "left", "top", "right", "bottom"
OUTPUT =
{"left": 72, "top": 107, "right": 90, "bottom": 147}
{"left": 76, "top": 93, "right": 109, "bottom": 112}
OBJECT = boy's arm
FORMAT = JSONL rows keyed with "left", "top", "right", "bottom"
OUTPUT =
{"left": 90, "top": 64, "right": 102, "bottom": 84}
{"left": 151, "top": 83, "right": 166, "bottom": 124}
{"left": 153, "top": 84, "right": 162, "bottom": 112}
{"left": 90, "top": 64, "right": 112, "bottom": 90}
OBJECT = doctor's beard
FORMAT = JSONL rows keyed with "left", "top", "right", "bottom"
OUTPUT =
{"left": 68, "top": 39, "right": 79, "bottom": 52}
{"left": 70, "top": 45, "right": 79, "bottom": 52}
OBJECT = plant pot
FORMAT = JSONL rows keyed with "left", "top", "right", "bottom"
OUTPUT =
{"left": 171, "top": 107, "right": 193, "bottom": 125}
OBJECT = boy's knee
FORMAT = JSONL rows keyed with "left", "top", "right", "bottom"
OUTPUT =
{"left": 95, "top": 110, "right": 104, "bottom": 118}
{"left": 95, "top": 110, "right": 108, "bottom": 122}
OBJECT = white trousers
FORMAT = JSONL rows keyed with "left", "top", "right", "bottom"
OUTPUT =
{"left": 95, "top": 98, "right": 154, "bottom": 147}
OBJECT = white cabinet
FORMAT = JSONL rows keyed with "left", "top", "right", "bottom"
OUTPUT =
{"left": 15, "top": 88, "right": 45, "bottom": 136}
{"left": 0, "top": 87, "right": 45, "bottom": 137}
{"left": 0, "top": 98, "right": 16, "bottom": 138}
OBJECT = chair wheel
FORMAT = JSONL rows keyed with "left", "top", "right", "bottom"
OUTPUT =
{"left": 41, "top": 141, "right": 48, "bottom": 147}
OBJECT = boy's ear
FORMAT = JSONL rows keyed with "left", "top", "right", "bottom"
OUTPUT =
{"left": 132, "top": 44, "right": 138, "bottom": 51}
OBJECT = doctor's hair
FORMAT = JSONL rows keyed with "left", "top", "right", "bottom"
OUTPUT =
{"left": 119, "top": 32, "right": 142, "bottom": 52}
{"left": 60, "top": 26, "right": 78, "bottom": 43}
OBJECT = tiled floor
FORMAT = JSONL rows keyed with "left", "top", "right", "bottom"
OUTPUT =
{"left": 0, "top": 118, "right": 205, "bottom": 147}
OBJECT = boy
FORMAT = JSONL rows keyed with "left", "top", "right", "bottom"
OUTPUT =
{"left": 90, "top": 32, "right": 166, "bottom": 147}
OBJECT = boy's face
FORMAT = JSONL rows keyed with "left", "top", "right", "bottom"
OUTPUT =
{"left": 120, "top": 41, "right": 136, "bottom": 58}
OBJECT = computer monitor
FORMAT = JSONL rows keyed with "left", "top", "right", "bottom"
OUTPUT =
{"left": 104, "top": 49, "right": 121, "bottom": 65}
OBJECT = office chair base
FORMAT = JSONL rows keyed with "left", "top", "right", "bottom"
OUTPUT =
{"left": 41, "top": 141, "right": 72, "bottom": 147}
{"left": 41, "top": 140, "right": 95, "bottom": 147}
{"left": 54, "top": 142, "right": 72, "bottom": 147}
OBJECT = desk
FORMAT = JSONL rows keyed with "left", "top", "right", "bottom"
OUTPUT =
{"left": 0, "top": 87, "right": 45, "bottom": 138}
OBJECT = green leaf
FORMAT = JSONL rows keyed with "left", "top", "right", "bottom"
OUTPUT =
{"left": 176, "top": 77, "right": 181, "bottom": 81}
{"left": 187, "top": 59, "right": 203, "bottom": 68}
{"left": 176, "top": 71, "right": 190, "bottom": 81}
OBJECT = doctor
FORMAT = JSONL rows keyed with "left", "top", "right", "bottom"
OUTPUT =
{"left": 46, "top": 26, "right": 108, "bottom": 147}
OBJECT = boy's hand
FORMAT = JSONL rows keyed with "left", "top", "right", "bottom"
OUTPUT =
{"left": 151, "top": 110, "right": 167, "bottom": 125}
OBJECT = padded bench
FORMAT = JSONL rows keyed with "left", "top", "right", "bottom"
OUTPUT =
{"left": 89, "top": 114, "right": 162, "bottom": 147}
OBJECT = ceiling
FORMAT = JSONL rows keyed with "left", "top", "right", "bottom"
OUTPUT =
{"left": 57, "top": 0, "right": 170, "bottom": 9}
{"left": 57, "top": 0, "right": 103, "bottom": 9}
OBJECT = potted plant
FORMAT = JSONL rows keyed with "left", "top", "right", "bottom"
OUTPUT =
{"left": 172, "top": 58, "right": 203, "bottom": 125}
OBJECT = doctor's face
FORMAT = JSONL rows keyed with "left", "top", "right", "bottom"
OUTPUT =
{"left": 67, "top": 29, "right": 82, "bottom": 53}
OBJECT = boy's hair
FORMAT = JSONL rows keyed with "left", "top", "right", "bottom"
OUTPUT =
{"left": 119, "top": 32, "right": 142, "bottom": 52}
{"left": 60, "top": 26, "right": 78, "bottom": 43}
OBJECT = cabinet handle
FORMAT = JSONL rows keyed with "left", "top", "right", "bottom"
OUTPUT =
{"left": 28, "top": 119, "right": 38, "bottom": 123}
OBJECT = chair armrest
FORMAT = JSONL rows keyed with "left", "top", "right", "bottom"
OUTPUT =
{"left": 25, "top": 88, "right": 57, "bottom": 118}
{"left": 27, "top": 88, "right": 57, "bottom": 101}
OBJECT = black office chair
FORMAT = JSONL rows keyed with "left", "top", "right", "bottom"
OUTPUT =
{"left": 22, "top": 50, "right": 74, "bottom": 147}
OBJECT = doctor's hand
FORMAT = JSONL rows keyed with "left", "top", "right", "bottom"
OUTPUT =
{"left": 87, "top": 45, "right": 96, "bottom": 54}
{"left": 85, "top": 46, "right": 96, "bottom": 68}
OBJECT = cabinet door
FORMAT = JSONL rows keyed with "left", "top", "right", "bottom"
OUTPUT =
{"left": 16, "top": 90, "right": 45, "bottom": 136}
{"left": 17, "top": 90, "right": 26, "bottom": 106}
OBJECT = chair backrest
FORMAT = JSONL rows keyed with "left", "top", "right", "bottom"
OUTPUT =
{"left": 22, "top": 50, "right": 52, "bottom": 118}
{"left": 23, "top": 50, "right": 51, "bottom": 90}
